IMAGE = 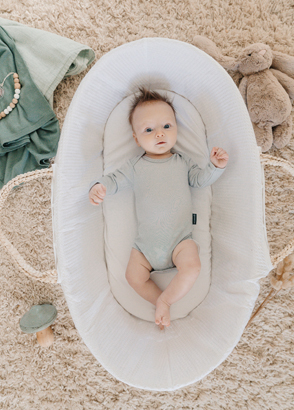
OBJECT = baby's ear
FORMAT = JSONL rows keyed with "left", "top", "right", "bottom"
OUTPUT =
{"left": 133, "top": 134, "right": 140, "bottom": 146}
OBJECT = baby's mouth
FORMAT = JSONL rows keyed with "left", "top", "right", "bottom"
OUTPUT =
{"left": 156, "top": 142, "right": 166, "bottom": 145}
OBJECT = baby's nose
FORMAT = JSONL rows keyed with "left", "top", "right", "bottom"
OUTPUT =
{"left": 156, "top": 129, "right": 165, "bottom": 137}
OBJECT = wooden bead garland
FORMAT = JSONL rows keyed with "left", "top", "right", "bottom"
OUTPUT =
{"left": 0, "top": 73, "right": 21, "bottom": 120}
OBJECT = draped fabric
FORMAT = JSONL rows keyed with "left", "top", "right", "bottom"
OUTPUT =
{"left": 0, "top": 26, "right": 59, "bottom": 188}
{"left": 0, "top": 18, "right": 95, "bottom": 108}
{"left": 0, "top": 19, "right": 95, "bottom": 188}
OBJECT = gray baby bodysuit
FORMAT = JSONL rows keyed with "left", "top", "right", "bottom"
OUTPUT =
{"left": 89, "top": 148, "right": 226, "bottom": 271}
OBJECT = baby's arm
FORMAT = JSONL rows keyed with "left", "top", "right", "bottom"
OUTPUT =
{"left": 187, "top": 148, "right": 228, "bottom": 188}
{"left": 88, "top": 159, "right": 134, "bottom": 198}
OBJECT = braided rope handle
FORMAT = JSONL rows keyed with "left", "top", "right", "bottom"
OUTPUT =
{"left": 259, "top": 154, "right": 294, "bottom": 268}
{"left": 0, "top": 154, "right": 294, "bottom": 284}
{"left": 0, "top": 168, "right": 57, "bottom": 284}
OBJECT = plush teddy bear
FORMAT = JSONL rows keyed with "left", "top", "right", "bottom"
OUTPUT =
{"left": 192, "top": 35, "right": 294, "bottom": 152}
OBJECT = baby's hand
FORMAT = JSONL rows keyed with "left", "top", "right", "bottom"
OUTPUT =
{"left": 89, "top": 183, "right": 107, "bottom": 206}
{"left": 210, "top": 147, "right": 229, "bottom": 169}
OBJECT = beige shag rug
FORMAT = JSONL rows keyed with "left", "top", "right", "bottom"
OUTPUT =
{"left": 1, "top": 0, "right": 294, "bottom": 408}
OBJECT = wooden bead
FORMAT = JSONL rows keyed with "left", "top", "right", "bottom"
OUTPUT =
{"left": 0, "top": 73, "right": 20, "bottom": 118}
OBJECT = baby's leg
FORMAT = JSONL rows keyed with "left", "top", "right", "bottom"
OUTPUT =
{"left": 155, "top": 239, "right": 201, "bottom": 327}
{"left": 125, "top": 248, "right": 163, "bottom": 307}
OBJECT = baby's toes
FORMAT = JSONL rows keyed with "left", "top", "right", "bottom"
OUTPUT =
{"left": 155, "top": 310, "right": 162, "bottom": 325}
{"left": 162, "top": 316, "right": 170, "bottom": 326}
{"left": 155, "top": 297, "right": 171, "bottom": 327}
{"left": 155, "top": 314, "right": 163, "bottom": 326}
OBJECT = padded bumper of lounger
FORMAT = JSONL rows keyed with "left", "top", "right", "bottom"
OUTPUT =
{"left": 51, "top": 37, "right": 273, "bottom": 391}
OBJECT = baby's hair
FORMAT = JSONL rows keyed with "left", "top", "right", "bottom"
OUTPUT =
{"left": 128, "top": 86, "right": 176, "bottom": 131}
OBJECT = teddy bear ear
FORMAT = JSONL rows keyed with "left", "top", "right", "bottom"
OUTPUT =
{"left": 271, "top": 50, "right": 294, "bottom": 79}
{"left": 192, "top": 35, "right": 240, "bottom": 72}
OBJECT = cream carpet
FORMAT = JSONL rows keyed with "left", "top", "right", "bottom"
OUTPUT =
{"left": 1, "top": 0, "right": 294, "bottom": 408}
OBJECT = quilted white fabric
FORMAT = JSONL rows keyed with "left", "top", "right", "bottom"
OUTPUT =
{"left": 51, "top": 37, "right": 273, "bottom": 391}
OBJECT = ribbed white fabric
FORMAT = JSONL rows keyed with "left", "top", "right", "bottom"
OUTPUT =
{"left": 51, "top": 37, "right": 273, "bottom": 391}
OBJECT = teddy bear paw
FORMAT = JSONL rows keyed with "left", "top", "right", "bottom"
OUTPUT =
{"left": 252, "top": 122, "right": 273, "bottom": 152}
{"left": 273, "top": 116, "right": 292, "bottom": 149}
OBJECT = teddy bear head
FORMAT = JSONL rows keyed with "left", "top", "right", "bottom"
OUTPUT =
{"left": 237, "top": 43, "right": 273, "bottom": 76}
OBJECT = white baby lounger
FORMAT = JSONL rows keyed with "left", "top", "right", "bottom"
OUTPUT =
{"left": 51, "top": 37, "right": 273, "bottom": 391}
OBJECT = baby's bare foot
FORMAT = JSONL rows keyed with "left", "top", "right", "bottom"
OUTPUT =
{"left": 155, "top": 295, "right": 171, "bottom": 329}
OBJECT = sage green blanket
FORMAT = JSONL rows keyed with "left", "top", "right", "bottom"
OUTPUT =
{"left": 0, "top": 18, "right": 95, "bottom": 188}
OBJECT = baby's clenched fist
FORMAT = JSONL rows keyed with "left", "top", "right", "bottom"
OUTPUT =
{"left": 210, "top": 147, "right": 229, "bottom": 169}
{"left": 89, "top": 183, "right": 107, "bottom": 206}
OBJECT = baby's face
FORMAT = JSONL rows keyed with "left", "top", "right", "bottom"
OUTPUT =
{"left": 132, "top": 101, "right": 177, "bottom": 158}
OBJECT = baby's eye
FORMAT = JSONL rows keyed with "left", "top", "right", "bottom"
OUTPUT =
{"left": 145, "top": 124, "right": 170, "bottom": 132}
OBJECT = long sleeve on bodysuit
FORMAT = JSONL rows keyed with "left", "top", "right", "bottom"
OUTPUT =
{"left": 188, "top": 159, "right": 226, "bottom": 188}
{"left": 88, "top": 150, "right": 226, "bottom": 194}
{"left": 88, "top": 159, "right": 134, "bottom": 195}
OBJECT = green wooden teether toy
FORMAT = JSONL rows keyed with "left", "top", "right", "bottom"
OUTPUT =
{"left": 19, "top": 304, "right": 57, "bottom": 347}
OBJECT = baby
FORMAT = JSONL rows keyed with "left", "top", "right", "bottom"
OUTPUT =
{"left": 89, "top": 86, "right": 229, "bottom": 330}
